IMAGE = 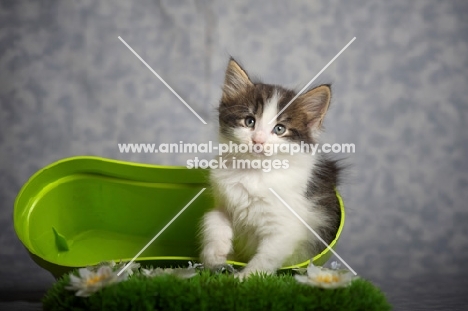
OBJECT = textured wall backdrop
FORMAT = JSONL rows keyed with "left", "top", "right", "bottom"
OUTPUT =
{"left": 1, "top": 0, "right": 467, "bottom": 308}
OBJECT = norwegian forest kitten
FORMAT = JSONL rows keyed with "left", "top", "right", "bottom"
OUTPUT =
{"left": 200, "top": 58, "right": 342, "bottom": 278}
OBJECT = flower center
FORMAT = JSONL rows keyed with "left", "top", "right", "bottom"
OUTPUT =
{"left": 86, "top": 274, "right": 107, "bottom": 285}
{"left": 315, "top": 274, "right": 340, "bottom": 283}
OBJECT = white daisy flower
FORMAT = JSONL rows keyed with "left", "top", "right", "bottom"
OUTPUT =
{"left": 114, "top": 261, "right": 141, "bottom": 276}
{"left": 93, "top": 260, "right": 141, "bottom": 276}
{"left": 188, "top": 261, "right": 204, "bottom": 270}
{"left": 295, "top": 263, "right": 356, "bottom": 289}
{"left": 66, "top": 266, "right": 127, "bottom": 297}
{"left": 141, "top": 267, "right": 197, "bottom": 279}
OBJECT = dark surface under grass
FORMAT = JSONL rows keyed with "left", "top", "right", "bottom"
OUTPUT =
{"left": 43, "top": 271, "right": 391, "bottom": 311}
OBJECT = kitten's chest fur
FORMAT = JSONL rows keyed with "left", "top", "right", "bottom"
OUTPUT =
{"left": 211, "top": 156, "right": 313, "bottom": 212}
{"left": 210, "top": 157, "right": 319, "bottom": 262}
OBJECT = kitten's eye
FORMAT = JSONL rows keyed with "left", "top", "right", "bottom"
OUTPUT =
{"left": 273, "top": 124, "right": 286, "bottom": 135}
{"left": 245, "top": 116, "right": 256, "bottom": 128}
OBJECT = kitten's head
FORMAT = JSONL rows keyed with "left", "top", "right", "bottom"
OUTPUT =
{"left": 218, "top": 58, "right": 332, "bottom": 156}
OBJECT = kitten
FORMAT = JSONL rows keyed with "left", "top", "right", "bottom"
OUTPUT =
{"left": 200, "top": 58, "right": 342, "bottom": 278}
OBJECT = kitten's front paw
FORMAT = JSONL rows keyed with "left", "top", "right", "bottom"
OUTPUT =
{"left": 211, "top": 263, "right": 237, "bottom": 274}
{"left": 200, "top": 247, "right": 228, "bottom": 270}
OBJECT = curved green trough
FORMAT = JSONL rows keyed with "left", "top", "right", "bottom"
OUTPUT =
{"left": 14, "top": 156, "right": 345, "bottom": 278}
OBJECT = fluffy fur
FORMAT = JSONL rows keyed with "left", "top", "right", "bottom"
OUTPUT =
{"left": 200, "top": 58, "right": 342, "bottom": 278}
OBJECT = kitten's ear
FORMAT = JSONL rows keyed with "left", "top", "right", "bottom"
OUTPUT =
{"left": 298, "top": 84, "right": 331, "bottom": 130}
{"left": 222, "top": 58, "right": 253, "bottom": 100}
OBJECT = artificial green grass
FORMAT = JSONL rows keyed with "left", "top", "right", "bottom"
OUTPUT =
{"left": 43, "top": 270, "right": 391, "bottom": 311}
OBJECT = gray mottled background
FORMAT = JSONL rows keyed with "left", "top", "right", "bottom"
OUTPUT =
{"left": 1, "top": 0, "right": 467, "bottom": 310}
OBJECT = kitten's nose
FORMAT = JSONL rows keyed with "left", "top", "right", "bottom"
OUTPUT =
{"left": 252, "top": 132, "right": 266, "bottom": 145}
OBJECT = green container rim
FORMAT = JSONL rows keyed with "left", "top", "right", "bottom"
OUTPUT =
{"left": 14, "top": 156, "right": 345, "bottom": 277}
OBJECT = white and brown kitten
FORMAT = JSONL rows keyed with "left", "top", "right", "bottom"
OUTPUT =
{"left": 200, "top": 58, "right": 342, "bottom": 278}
